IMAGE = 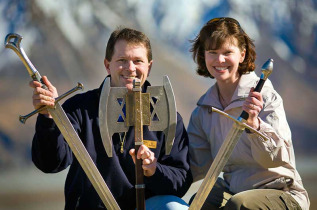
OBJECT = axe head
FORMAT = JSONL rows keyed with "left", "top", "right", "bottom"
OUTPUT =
{"left": 99, "top": 76, "right": 177, "bottom": 157}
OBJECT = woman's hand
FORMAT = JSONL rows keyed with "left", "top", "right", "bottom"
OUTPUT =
{"left": 242, "top": 87, "right": 263, "bottom": 130}
{"left": 129, "top": 145, "right": 157, "bottom": 177}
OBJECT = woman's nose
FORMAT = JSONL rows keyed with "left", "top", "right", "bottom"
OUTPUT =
{"left": 217, "top": 54, "right": 225, "bottom": 63}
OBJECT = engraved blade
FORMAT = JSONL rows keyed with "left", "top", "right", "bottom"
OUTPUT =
{"left": 189, "top": 123, "right": 244, "bottom": 210}
{"left": 99, "top": 77, "right": 128, "bottom": 157}
{"left": 49, "top": 104, "right": 120, "bottom": 210}
{"left": 147, "top": 75, "right": 176, "bottom": 155}
{"left": 99, "top": 78, "right": 113, "bottom": 157}
{"left": 163, "top": 75, "right": 177, "bottom": 155}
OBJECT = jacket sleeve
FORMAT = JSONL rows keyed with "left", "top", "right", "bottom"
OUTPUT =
{"left": 31, "top": 95, "right": 84, "bottom": 173}
{"left": 187, "top": 107, "right": 213, "bottom": 182}
{"left": 144, "top": 113, "right": 193, "bottom": 197}
{"left": 32, "top": 113, "right": 74, "bottom": 173}
{"left": 247, "top": 88, "right": 294, "bottom": 168}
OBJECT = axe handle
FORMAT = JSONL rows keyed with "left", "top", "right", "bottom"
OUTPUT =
{"left": 135, "top": 145, "right": 145, "bottom": 210}
{"left": 240, "top": 78, "right": 266, "bottom": 120}
{"left": 133, "top": 80, "right": 146, "bottom": 210}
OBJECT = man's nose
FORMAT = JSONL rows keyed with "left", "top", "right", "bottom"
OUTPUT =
{"left": 127, "top": 60, "right": 136, "bottom": 72}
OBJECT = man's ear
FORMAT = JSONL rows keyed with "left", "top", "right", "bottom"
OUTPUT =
{"left": 104, "top": 59, "right": 111, "bottom": 74}
{"left": 148, "top": 60, "right": 153, "bottom": 76}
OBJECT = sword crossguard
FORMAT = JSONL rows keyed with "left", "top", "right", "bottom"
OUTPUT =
{"left": 19, "top": 83, "right": 84, "bottom": 124}
{"left": 211, "top": 107, "right": 269, "bottom": 141}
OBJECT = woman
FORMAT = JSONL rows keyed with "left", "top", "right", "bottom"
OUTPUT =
{"left": 188, "top": 17, "right": 309, "bottom": 209}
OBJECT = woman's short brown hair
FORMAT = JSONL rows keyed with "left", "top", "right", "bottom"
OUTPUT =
{"left": 190, "top": 17, "right": 256, "bottom": 78}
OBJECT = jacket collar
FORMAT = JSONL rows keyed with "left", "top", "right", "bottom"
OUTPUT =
{"left": 197, "top": 72, "right": 259, "bottom": 110}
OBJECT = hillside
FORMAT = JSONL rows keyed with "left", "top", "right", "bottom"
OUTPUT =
{"left": 0, "top": 0, "right": 316, "bottom": 209}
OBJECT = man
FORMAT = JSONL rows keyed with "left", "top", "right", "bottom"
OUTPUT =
{"left": 30, "top": 27, "right": 192, "bottom": 210}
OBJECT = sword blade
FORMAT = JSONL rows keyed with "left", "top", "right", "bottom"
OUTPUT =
{"left": 49, "top": 104, "right": 120, "bottom": 210}
{"left": 189, "top": 123, "right": 244, "bottom": 210}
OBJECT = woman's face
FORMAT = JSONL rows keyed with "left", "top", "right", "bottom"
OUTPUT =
{"left": 204, "top": 37, "right": 245, "bottom": 84}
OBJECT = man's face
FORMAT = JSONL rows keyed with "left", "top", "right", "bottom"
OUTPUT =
{"left": 104, "top": 39, "right": 152, "bottom": 91}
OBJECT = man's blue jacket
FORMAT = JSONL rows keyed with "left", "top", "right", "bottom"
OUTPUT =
{"left": 32, "top": 79, "right": 193, "bottom": 210}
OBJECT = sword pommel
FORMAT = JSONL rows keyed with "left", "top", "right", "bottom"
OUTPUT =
{"left": 260, "top": 58, "right": 273, "bottom": 81}
{"left": 240, "top": 58, "right": 274, "bottom": 120}
{"left": 4, "top": 33, "right": 23, "bottom": 50}
{"left": 5, "top": 33, "right": 47, "bottom": 89}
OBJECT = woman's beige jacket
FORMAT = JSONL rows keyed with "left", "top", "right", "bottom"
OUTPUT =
{"left": 188, "top": 72, "right": 309, "bottom": 209}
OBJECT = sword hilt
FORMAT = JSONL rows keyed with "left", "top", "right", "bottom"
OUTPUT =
{"left": 4, "top": 33, "right": 84, "bottom": 123}
{"left": 212, "top": 107, "right": 269, "bottom": 141}
{"left": 19, "top": 83, "right": 84, "bottom": 123}
{"left": 5, "top": 33, "right": 47, "bottom": 90}
{"left": 239, "top": 59, "right": 273, "bottom": 120}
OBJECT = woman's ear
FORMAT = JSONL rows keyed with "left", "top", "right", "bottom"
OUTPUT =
{"left": 240, "top": 48, "right": 246, "bottom": 63}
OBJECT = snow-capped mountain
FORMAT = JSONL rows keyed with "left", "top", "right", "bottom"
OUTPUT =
{"left": 0, "top": 0, "right": 316, "bottom": 167}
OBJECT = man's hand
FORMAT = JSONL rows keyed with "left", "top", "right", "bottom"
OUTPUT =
{"left": 29, "top": 76, "right": 58, "bottom": 118}
{"left": 129, "top": 145, "right": 157, "bottom": 177}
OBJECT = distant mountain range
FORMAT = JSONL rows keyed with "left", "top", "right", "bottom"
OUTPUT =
{"left": 0, "top": 0, "right": 316, "bottom": 168}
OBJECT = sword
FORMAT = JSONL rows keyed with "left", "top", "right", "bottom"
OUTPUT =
{"left": 189, "top": 59, "right": 273, "bottom": 210}
{"left": 5, "top": 33, "right": 120, "bottom": 210}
